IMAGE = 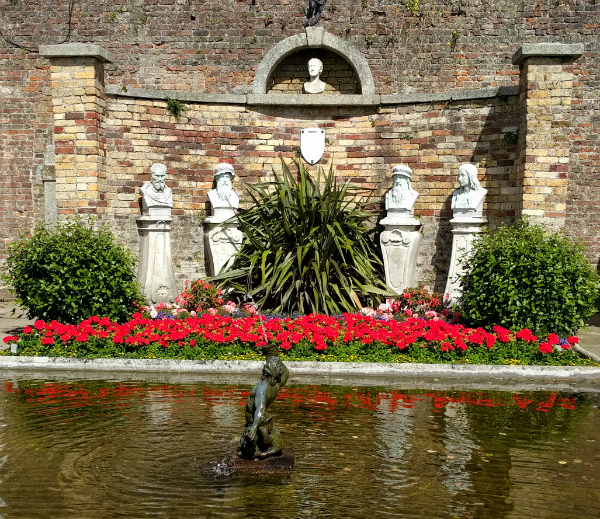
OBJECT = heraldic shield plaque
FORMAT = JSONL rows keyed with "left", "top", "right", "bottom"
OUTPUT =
{"left": 300, "top": 128, "right": 325, "bottom": 165}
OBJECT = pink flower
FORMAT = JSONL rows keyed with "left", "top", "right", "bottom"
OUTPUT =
{"left": 208, "top": 308, "right": 218, "bottom": 315}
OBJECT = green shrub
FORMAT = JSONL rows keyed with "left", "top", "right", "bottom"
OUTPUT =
{"left": 460, "top": 218, "right": 600, "bottom": 336}
{"left": 213, "top": 158, "right": 390, "bottom": 314}
{"left": 2, "top": 219, "right": 142, "bottom": 323}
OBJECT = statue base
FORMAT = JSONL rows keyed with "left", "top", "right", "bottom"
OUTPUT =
{"left": 227, "top": 448, "right": 295, "bottom": 475}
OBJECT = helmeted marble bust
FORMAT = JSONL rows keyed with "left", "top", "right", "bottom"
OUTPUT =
{"left": 207, "top": 163, "right": 239, "bottom": 222}
{"left": 451, "top": 163, "right": 487, "bottom": 218}
{"left": 141, "top": 163, "right": 173, "bottom": 216}
{"left": 303, "top": 58, "right": 326, "bottom": 94}
{"left": 385, "top": 165, "right": 419, "bottom": 216}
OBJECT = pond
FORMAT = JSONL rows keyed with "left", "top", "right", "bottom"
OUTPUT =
{"left": 0, "top": 374, "right": 598, "bottom": 518}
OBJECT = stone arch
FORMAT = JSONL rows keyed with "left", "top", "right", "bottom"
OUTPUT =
{"left": 252, "top": 27, "right": 375, "bottom": 96}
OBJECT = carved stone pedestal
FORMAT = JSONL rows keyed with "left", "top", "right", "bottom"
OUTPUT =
{"left": 136, "top": 214, "right": 177, "bottom": 304}
{"left": 380, "top": 215, "right": 422, "bottom": 294}
{"left": 227, "top": 448, "right": 295, "bottom": 476}
{"left": 204, "top": 217, "right": 243, "bottom": 276}
{"left": 443, "top": 216, "right": 487, "bottom": 308}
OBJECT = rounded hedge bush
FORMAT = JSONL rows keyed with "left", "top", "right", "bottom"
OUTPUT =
{"left": 460, "top": 218, "right": 600, "bottom": 336}
{"left": 2, "top": 220, "right": 142, "bottom": 323}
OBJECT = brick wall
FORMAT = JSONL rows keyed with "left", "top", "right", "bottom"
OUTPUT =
{"left": 1, "top": 0, "right": 600, "bottom": 299}
{"left": 100, "top": 93, "right": 518, "bottom": 292}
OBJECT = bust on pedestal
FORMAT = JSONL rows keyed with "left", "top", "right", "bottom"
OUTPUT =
{"left": 379, "top": 165, "right": 422, "bottom": 294}
{"left": 444, "top": 163, "right": 488, "bottom": 308}
{"left": 204, "top": 163, "right": 243, "bottom": 276}
{"left": 137, "top": 163, "right": 177, "bottom": 304}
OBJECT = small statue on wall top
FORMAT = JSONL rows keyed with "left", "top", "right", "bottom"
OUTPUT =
{"left": 451, "top": 163, "right": 487, "bottom": 218}
{"left": 303, "top": 58, "right": 327, "bottom": 94}
{"left": 141, "top": 163, "right": 173, "bottom": 215}
{"left": 207, "top": 162, "right": 239, "bottom": 221}
{"left": 303, "top": 0, "right": 326, "bottom": 27}
{"left": 385, "top": 164, "right": 419, "bottom": 215}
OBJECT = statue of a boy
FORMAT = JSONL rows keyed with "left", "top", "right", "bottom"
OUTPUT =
{"left": 238, "top": 354, "right": 289, "bottom": 460}
{"left": 451, "top": 163, "right": 487, "bottom": 218}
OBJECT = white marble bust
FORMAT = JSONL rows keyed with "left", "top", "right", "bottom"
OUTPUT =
{"left": 141, "top": 163, "right": 173, "bottom": 216}
{"left": 385, "top": 165, "right": 419, "bottom": 216}
{"left": 451, "top": 163, "right": 487, "bottom": 218}
{"left": 303, "top": 58, "right": 326, "bottom": 94}
{"left": 207, "top": 163, "right": 239, "bottom": 222}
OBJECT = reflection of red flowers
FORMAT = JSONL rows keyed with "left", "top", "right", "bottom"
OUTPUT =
{"left": 538, "top": 342, "right": 553, "bottom": 354}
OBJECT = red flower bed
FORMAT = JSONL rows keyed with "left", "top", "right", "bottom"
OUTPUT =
{"left": 3, "top": 313, "right": 579, "bottom": 357}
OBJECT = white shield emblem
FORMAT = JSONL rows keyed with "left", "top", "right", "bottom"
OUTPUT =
{"left": 300, "top": 128, "right": 325, "bottom": 165}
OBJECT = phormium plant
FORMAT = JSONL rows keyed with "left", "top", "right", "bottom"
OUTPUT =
{"left": 2, "top": 219, "right": 142, "bottom": 323}
{"left": 459, "top": 218, "right": 600, "bottom": 336}
{"left": 212, "top": 158, "right": 391, "bottom": 314}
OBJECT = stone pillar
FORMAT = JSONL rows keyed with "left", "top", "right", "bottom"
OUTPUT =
{"left": 380, "top": 216, "right": 422, "bottom": 294}
{"left": 513, "top": 43, "right": 584, "bottom": 229}
{"left": 136, "top": 216, "right": 177, "bottom": 304}
{"left": 204, "top": 220, "right": 244, "bottom": 277}
{"left": 39, "top": 44, "right": 113, "bottom": 218}
{"left": 443, "top": 216, "right": 487, "bottom": 308}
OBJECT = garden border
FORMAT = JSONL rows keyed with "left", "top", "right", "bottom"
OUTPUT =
{"left": 2, "top": 356, "right": 600, "bottom": 380}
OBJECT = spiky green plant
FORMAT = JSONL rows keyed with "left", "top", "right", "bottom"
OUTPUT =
{"left": 212, "top": 159, "right": 390, "bottom": 314}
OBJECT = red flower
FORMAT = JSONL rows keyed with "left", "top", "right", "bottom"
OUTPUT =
{"left": 538, "top": 342, "right": 553, "bottom": 354}
{"left": 567, "top": 336, "right": 579, "bottom": 345}
{"left": 41, "top": 337, "right": 54, "bottom": 345}
{"left": 23, "top": 326, "right": 33, "bottom": 334}
{"left": 547, "top": 333, "right": 559, "bottom": 346}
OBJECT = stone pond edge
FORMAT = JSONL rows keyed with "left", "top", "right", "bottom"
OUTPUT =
{"left": 1, "top": 356, "right": 599, "bottom": 380}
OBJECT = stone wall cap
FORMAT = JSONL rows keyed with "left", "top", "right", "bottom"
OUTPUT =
{"left": 247, "top": 93, "right": 381, "bottom": 106}
{"left": 39, "top": 43, "right": 114, "bottom": 63}
{"left": 512, "top": 43, "right": 584, "bottom": 65}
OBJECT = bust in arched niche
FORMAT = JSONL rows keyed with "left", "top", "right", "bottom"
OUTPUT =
{"left": 303, "top": 58, "right": 327, "bottom": 94}
{"left": 451, "top": 163, "right": 487, "bottom": 218}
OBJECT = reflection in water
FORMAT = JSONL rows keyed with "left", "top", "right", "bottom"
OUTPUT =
{"left": 0, "top": 380, "right": 597, "bottom": 518}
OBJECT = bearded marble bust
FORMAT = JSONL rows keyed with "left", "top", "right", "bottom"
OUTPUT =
{"left": 207, "top": 163, "right": 239, "bottom": 222}
{"left": 141, "top": 163, "right": 173, "bottom": 216}
{"left": 385, "top": 165, "right": 419, "bottom": 217}
{"left": 451, "top": 163, "right": 487, "bottom": 218}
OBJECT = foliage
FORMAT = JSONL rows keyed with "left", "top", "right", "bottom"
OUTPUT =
{"left": 213, "top": 158, "right": 390, "bottom": 315}
{"left": 174, "top": 279, "right": 225, "bottom": 313}
{"left": 166, "top": 97, "right": 186, "bottom": 118}
{"left": 3, "top": 314, "right": 593, "bottom": 366}
{"left": 1, "top": 220, "right": 141, "bottom": 323}
{"left": 460, "top": 218, "right": 600, "bottom": 336}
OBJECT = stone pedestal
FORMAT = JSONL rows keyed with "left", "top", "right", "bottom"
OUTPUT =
{"left": 137, "top": 214, "right": 177, "bottom": 304}
{"left": 443, "top": 216, "right": 487, "bottom": 308}
{"left": 204, "top": 214, "right": 243, "bottom": 276}
{"left": 226, "top": 448, "right": 295, "bottom": 475}
{"left": 380, "top": 215, "right": 422, "bottom": 294}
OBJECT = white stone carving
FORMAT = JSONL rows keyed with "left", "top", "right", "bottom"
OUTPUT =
{"left": 444, "top": 164, "right": 488, "bottom": 307}
{"left": 204, "top": 163, "right": 243, "bottom": 276}
{"left": 379, "top": 165, "right": 422, "bottom": 294}
{"left": 137, "top": 163, "right": 177, "bottom": 304}
{"left": 303, "top": 58, "right": 327, "bottom": 94}
{"left": 300, "top": 127, "right": 326, "bottom": 165}
{"left": 141, "top": 163, "right": 173, "bottom": 217}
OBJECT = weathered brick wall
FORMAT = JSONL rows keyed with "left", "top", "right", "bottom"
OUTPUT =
{"left": 1, "top": 0, "right": 600, "bottom": 299}
{"left": 102, "top": 93, "right": 518, "bottom": 292}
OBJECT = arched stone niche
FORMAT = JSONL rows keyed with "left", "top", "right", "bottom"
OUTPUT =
{"left": 252, "top": 27, "right": 375, "bottom": 96}
{"left": 269, "top": 49, "right": 360, "bottom": 94}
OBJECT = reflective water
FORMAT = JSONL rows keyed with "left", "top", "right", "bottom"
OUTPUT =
{"left": 0, "top": 377, "right": 598, "bottom": 518}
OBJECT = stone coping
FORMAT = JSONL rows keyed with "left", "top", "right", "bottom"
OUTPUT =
{"left": 105, "top": 85, "right": 519, "bottom": 107}
{"left": 1, "top": 356, "right": 600, "bottom": 381}
{"left": 512, "top": 43, "right": 585, "bottom": 65}
{"left": 39, "top": 43, "right": 114, "bottom": 63}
